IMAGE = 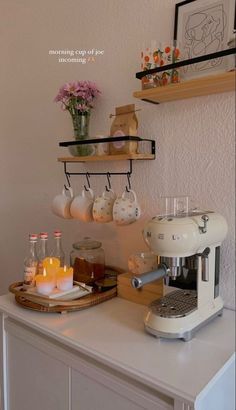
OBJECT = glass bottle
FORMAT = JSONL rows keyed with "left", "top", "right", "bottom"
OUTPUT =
{"left": 70, "top": 237, "right": 105, "bottom": 285}
{"left": 38, "top": 232, "right": 49, "bottom": 275}
{"left": 23, "top": 234, "right": 39, "bottom": 289}
{"left": 51, "top": 230, "right": 65, "bottom": 266}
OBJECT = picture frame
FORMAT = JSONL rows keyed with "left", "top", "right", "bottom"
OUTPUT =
{"left": 174, "top": 0, "right": 236, "bottom": 79}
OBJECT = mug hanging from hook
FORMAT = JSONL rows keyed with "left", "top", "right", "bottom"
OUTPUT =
{"left": 125, "top": 172, "right": 132, "bottom": 192}
{"left": 105, "top": 172, "right": 112, "bottom": 192}
{"left": 84, "top": 172, "right": 91, "bottom": 191}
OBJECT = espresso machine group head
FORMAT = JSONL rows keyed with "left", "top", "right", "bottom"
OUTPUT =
{"left": 131, "top": 198, "right": 228, "bottom": 341}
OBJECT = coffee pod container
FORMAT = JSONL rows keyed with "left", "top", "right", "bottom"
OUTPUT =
{"left": 70, "top": 237, "right": 105, "bottom": 285}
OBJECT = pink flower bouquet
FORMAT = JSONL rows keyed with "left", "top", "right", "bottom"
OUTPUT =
{"left": 55, "top": 81, "right": 100, "bottom": 156}
{"left": 55, "top": 80, "right": 100, "bottom": 115}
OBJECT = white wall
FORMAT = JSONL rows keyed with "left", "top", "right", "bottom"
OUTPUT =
{"left": 0, "top": 0, "right": 235, "bottom": 309}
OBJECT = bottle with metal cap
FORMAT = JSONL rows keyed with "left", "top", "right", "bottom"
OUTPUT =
{"left": 70, "top": 237, "right": 105, "bottom": 285}
{"left": 38, "top": 232, "right": 49, "bottom": 275}
{"left": 51, "top": 230, "right": 65, "bottom": 266}
{"left": 23, "top": 234, "right": 39, "bottom": 289}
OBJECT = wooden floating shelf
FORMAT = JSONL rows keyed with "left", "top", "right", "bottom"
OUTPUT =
{"left": 58, "top": 153, "right": 155, "bottom": 162}
{"left": 133, "top": 71, "right": 235, "bottom": 104}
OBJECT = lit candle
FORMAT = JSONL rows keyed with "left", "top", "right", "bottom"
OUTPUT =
{"left": 43, "top": 257, "right": 60, "bottom": 270}
{"left": 43, "top": 257, "right": 60, "bottom": 287}
{"left": 35, "top": 268, "right": 54, "bottom": 295}
{"left": 56, "top": 265, "right": 73, "bottom": 291}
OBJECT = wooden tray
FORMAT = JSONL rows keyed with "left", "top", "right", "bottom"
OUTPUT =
{"left": 9, "top": 266, "right": 123, "bottom": 313}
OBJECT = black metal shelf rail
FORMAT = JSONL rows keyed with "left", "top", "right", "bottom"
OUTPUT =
{"left": 59, "top": 135, "right": 156, "bottom": 156}
{"left": 59, "top": 136, "right": 156, "bottom": 189}
{"left": 136, "top": 48, "right": 236, "bottom": 80}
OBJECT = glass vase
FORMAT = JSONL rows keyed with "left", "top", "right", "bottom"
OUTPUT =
{"left": 69, "top": 112, "right": 94, "bottom": 156}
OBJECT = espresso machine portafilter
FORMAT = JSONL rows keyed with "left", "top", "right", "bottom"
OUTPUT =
{"left": 131, "top": 207, "right": 228, "bottom": 341}
{"left": 131, "top": 256, "right": 186, "bottom": 289}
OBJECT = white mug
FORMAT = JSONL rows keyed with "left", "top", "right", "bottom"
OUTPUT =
{"left": 92, "top": 190, "right": 116, "bottom": 223}
{"left": 113, "top": 190, "right": 141, "bottom": 225}
{"left": 51, "top": 187, "right": 73, "bottom": 219}
{"left": 70, "top": 188, "right": 94, "bottom": 222}
{"left": 128, "top": 252, "right": 157, "bottom": 275}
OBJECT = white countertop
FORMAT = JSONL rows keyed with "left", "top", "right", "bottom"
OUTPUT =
{"left": 0, "top": 294, "right": 235, "bottom": 404}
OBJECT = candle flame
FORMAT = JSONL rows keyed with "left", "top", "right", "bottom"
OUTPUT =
{"left": 50, "top": 257, "right": 52, "bottom": 265}
{"left": 43, "top": 268, "right": 47, "bottom": 277}
{"left": 63, "top": 265, "right": 67, "bottom": 272}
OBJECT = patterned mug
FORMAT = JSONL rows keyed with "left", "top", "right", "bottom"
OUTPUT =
{"left": 92, "top": 190, "right": 116, "bottom": 223}
{"left": 113, "top": 190, "right": 141, "bottom": 225}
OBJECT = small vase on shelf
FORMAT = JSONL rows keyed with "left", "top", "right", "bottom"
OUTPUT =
{"left": 54, "top": 80, "right": 100, "bottom": 157}
{"left": 69, "top": 111, "right": 94, "bottom": 157}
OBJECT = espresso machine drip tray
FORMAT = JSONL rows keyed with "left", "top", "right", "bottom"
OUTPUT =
{"left": 150, "top": 290, "right": 197, "bottom": 318}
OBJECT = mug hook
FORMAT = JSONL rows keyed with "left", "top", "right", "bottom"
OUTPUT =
{"left": 65, "top": 173, "right": 71, "bottom": 189}
{"left": 84, "top": 172, "right": 91, "bottom": 191}
{"left": 125, "top": 172, "right": 132, "bottom": 193}
{"left": 105, "top": 172, "right": 112, "bottom": 192}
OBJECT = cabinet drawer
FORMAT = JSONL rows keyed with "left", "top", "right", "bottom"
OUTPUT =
{"left": 72, "top": 367, "right": 173, "bottom": 410}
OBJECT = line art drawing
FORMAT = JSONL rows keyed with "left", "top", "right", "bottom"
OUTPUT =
{"left": 183, "top": 3, "right": 227, "bottom": 73}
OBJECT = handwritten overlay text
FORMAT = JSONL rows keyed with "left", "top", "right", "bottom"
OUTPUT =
{"left": 48, "top": 49, "right": 104, "bottom": 64}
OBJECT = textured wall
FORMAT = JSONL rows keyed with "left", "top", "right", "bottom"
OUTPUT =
{"left": 0, "top": 0, "right": 235, "bottom": 308}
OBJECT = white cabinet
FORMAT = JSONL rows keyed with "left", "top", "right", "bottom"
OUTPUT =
{"left": 0, "top": 296, "right": 234, "bottom": 410}
{"left": 3, "top": 318, "right": 172, "bottom": 410}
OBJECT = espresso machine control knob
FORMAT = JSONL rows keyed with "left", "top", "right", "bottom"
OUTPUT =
{"left": 199, "top": 214, "right": 209, "bottom": 234}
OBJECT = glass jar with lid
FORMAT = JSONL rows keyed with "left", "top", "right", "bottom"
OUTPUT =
{"left": 70, "top": 237, "right": 105, "bottom": 285}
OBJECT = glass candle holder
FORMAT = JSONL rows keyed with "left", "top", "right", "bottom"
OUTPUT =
{"left": 56, "top": 266, "right": 73, "bottom": 291}
{"left": 35, "top": 269, "right": 54, "bottom": 295}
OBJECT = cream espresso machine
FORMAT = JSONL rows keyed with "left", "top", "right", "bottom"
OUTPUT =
{"left": 131, "top": 197, "right": 228, "bottom": 341}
